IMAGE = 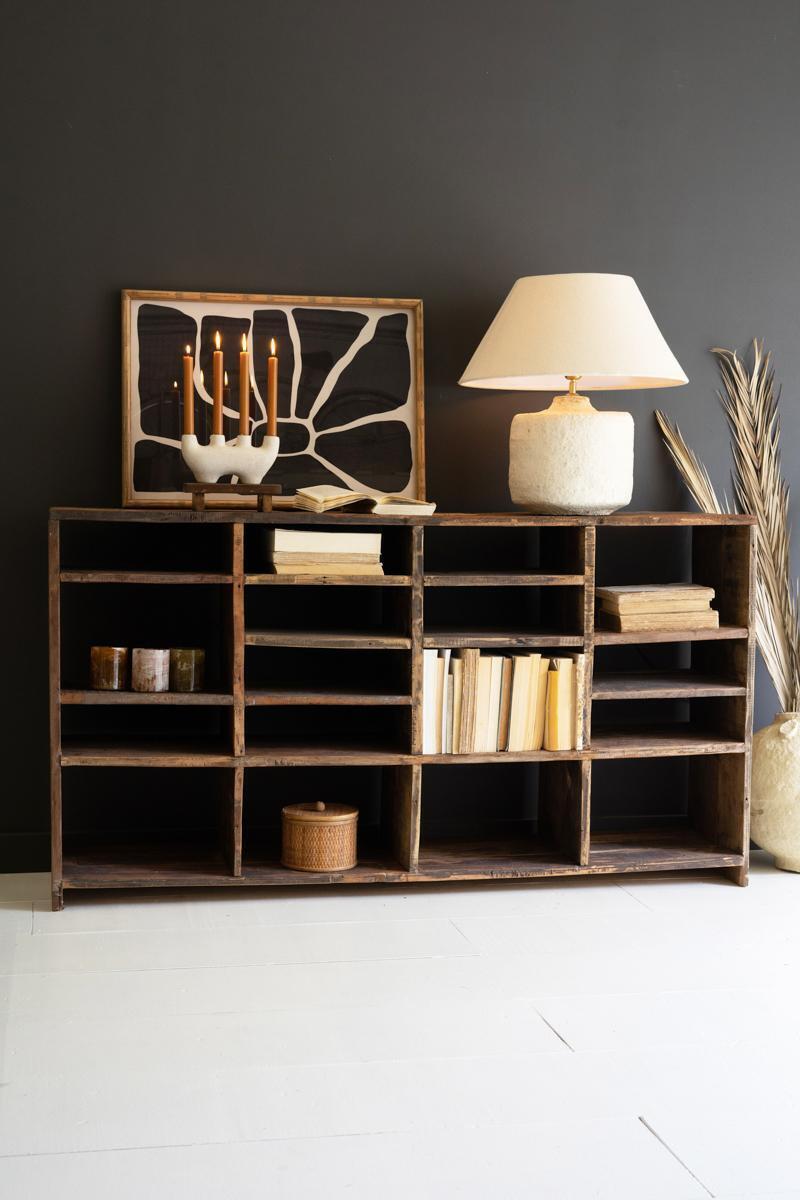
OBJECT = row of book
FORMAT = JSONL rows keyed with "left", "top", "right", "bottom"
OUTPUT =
{"left": 596, "top": 584, "right": 719, "bottom": 631}
{"left": 266, "top": 528, "right": 384, "bottom": 576}
{"left": 422, "top": 649, "right": 586, "bottom": 754}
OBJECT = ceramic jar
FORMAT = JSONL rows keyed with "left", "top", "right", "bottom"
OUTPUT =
{"left": 170, "top": 648, "right": 205, "bottom": 692}
{"left": 90, "top": 646, "right": 128, "bottom": 690}
{"left": 131, "top": 648, "right": 170, "bottom": 693}
{"left": 751, "top": 711, "right": 800, "bottom": 872}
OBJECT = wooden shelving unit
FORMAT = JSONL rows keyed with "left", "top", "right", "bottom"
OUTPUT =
{"left": 48, "top": 508, "right": 755, "bottom": 910}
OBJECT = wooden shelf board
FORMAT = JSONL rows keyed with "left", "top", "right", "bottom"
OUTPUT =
{"left": 243, "top": 743, "right": 413, "bottom": 766}
{"left": 592, "top": 672, "right": 747, "bottom": 700}
{"left": 590, "top": 727, "right": 745, "bottom": 757}
{"left": 245, "top": 574, "right": 411, "bottom": 586}
{"left": 61, "top": 690, "right": 234, "bottom": 706}
{"left": 589, "top": 828, "right": 744, "bottom": 872}
{"left": 242, "top": 855, "right": 409, "bottom": 885}
{"left": 60, "top": 741, "right": 234, "bottom": 767}
{"left": 417, "top": 838, "right": 577, "bottom": 879}
{"left": 62, "top": 841, "right": 232, "bottom": 887}
{"left": 245, "top": 630, "right": 411, "bottom": 650}
{"left": 245, "top": 688, "right": 412, "bottom": 706}
{"left": 594, "top": 625, "right": 749, "bottom": 645}
{"left": 423, "top": 572, "right": 584, "bottom": 587}
{"left": 421, "top": 750, "right": 584, "bottom": 763}
{"left": 423, "top": 630, "right": 584, "bottom": 649}
{"left": 60, "top": 570, "right": 232, "bottom": 585}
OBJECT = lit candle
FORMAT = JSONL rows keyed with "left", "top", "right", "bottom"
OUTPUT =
{"left": 239, "top": 334, "right": 250, "bottom": 435}
{"left": 182, "top": 346, "right": 194, "bottom": 435}
{"left": 267, "top": 337, "right": 278, "bottom": 437}
{"left": 223, "top": 370, "right": 231, "bottom": 411}
{"left": 212, "top": 331, "right": 223, "bottom": 436}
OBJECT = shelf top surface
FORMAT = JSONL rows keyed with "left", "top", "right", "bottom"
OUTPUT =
{"left": 50, "top": 507, "right": 757, "bottom": 527}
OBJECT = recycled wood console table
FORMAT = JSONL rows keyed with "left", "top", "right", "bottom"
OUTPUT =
{"left": 48, "top": 508, "right": 755, "bottom": 910}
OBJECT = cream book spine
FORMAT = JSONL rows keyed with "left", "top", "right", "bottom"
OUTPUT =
{"left": 422, "top": 649, "right": 439, "bottom": 755}
{"left": 473, "top": 655, "right": 494, "bottom": 753}
{"left": 451, "top": 657, "right": 464, "bottom": 754}
{"left": 496, "top": 657, "right": 513, "bottom": 752}
{"left": 522, "top": 653, "right": 542, "bottom": 751}
{"left": 506, "top": 655, "right": 533, "bottom": 753}
{"left": 438, "top": 649, "right": 452, "bottom": 754}
{"left": 532, "top": 657, "right": 550, "bottom": 751}
{"left": 485, "top": 656, "right": 504, "bottom": 752}
{"left": 444, "top": 671, "right": 455, "bottom": 754}
{"left": 269, "top": 528, "right": 382, "bottom": 556}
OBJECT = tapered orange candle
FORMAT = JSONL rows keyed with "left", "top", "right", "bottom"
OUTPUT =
{"left": 239, "top": 334, "right": 250, "bottom": 435}
{"left": 212, "top": 331, "right": 223, "bottom": 436}
{"left": 182, "top": 345, "right": 194, "bottom": 435}
{"left": 267, "top": 337, "right": 278, "bottom": 437}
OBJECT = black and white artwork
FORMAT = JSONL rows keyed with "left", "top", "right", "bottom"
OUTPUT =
{"left": 123, "top": 292, "right": 424, "bottom": 505}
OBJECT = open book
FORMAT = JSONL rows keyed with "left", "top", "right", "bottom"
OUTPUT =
{"left": 291, "top": 485, "right": 436, "bottom": 516}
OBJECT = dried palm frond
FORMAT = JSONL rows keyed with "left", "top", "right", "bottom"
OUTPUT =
{"left": 655, "top": 410, "right": 727, "bottom": 515}
{"left": 655, "top": 341, "right": 800, "bottom": 711}
{"left": 713, "top": 341, "right": 800, "bottom": 710}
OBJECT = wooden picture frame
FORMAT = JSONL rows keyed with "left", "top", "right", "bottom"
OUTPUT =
{"left": 122, "top": 289, "right": 425, "bottom": 507}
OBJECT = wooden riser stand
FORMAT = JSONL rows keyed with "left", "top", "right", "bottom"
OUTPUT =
{"left": 48, "top": 509, "right": 755, "bottom": 910}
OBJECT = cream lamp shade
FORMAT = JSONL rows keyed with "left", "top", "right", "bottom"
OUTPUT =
{"left": 459, "top": 273, "right": 687, "bottom": 514}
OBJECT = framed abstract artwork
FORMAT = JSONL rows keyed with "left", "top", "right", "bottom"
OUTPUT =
{"left": 121, "top": 289, "right": 425, "bottom": 507}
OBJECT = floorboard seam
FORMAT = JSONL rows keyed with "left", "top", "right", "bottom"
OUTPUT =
{"left": 638, "top": 1115, "right": 714, "bottom": 1197}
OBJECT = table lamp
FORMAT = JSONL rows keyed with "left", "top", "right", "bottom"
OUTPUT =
{"left": 459, "top": 273, "right": 688, "bottom": 513}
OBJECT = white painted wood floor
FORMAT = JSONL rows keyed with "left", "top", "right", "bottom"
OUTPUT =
{"left": 1, "top": 853, "right": 798, "bottom": 1199}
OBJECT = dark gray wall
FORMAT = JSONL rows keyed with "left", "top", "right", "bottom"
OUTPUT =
{"left": 2, "top": 0, "right": 797, "bottom": 868}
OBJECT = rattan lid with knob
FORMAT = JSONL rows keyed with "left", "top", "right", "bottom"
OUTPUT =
{"left": 281, "top": 801, "right": 358, "bottom": 823}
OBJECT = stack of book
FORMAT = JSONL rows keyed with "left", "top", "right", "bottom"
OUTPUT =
{"left": 423, "top": 650, "right": 586, "bottom": 754}
{"left": 266, "top": 528, "right": 384, "bottom": 576}
{"left": 596, "top": 583, "right": 718, "bottom": 632}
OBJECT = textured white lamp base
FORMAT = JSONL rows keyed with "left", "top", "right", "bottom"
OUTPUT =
{"left": 509, "top": 394, "right": 634, "bottom": 515}
{"left": 181, "top": 433, "right": 280, "bottom": 485}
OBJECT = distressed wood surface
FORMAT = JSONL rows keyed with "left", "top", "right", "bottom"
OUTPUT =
{"left": 592, "top": 672, "right": 747, "bottom": 700}
{"left": 594, "top": 624, "right": 749, "bottom": 645}
{"left": 590, "top": 728, "right": 745, "bottom": 757}
{"left": 60, "top": 570, "right": 233, "bottom": 585}
{"left": 60, "top": 690, "right": 233, "bottom": 706}
{"left": 244, "top": 631, "right": 412, "bottom": 650}
{"left": 422, "top": 630, "right": 584, "bottom": 649}
{"left": 245, "top": 688, "right": 413, "bottom": 706}
{"left": 50, "top": 509, "right": 755, "bottom": 901}
{"left": 245, "top": 574, "right": 412, "bottom": 587}
{"left": 423, "top": 572, "right": 585, "bottom": 587}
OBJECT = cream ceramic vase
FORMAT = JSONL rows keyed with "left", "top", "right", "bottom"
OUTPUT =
{"left": 751, "top": 712, "right": 800, "bottom": 871}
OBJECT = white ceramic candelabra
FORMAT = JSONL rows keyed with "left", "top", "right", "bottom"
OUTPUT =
{"left": 181, "top": 433, "right": 280, "bottom": 484}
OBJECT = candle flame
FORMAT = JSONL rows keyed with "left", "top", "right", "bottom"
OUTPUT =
{"left": 224, "top": 371, "right": 229, "bottom": 386}
{"left": 242, "top": 333, "right": 247, "bottom": 352}
{"left": 269, "top": 337, "right": 276, "bottom": 355}
{"left": 184, "top": 344, "right": 191, "bottom": 355}
{"left": 200, "top": 369, "right": 204, "bottom": 383}
{"left": 173, "top": 380, "right": 178, "bottom": 388}
{"left": 214, "top": 331, "right": 221, "bottom": 351}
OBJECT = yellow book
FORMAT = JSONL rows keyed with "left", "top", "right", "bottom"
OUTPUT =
{"left": 544, "top": 657, "right": 576, "bottom": 751}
